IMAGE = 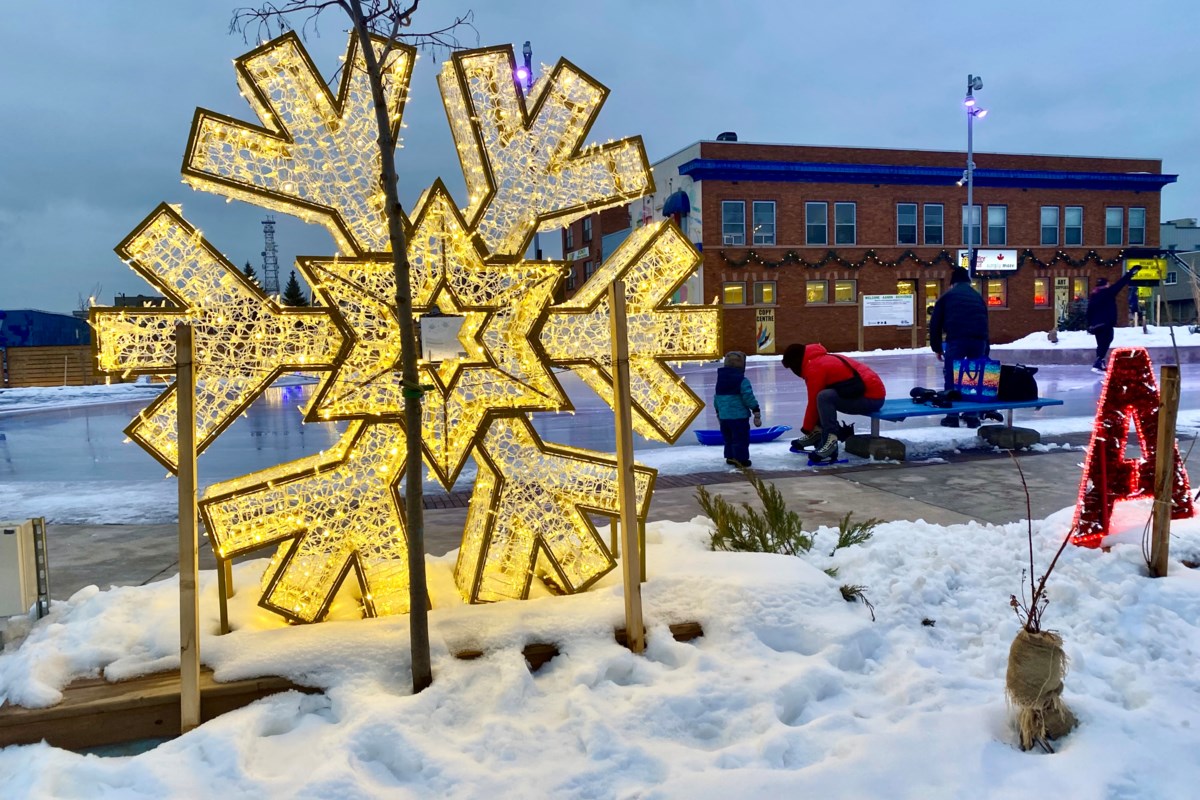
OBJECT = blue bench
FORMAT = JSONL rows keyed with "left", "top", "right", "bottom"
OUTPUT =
{"left": 846, "top": 396, "right": 1064, "bottom": 460}
{"left": 866, "top": 397, "right": 1065, "bottom": 437}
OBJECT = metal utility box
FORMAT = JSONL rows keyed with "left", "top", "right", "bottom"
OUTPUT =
{"left": 0, "top": 519, "right": 48, "bottom": 617}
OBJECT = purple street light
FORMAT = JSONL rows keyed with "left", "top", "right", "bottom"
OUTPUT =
{"left": 515, "top": 66, "right": 530, "bottom": 84}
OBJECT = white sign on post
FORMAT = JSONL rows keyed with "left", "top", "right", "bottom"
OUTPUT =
{"left": 862, "top": 294, "right": 915, "bottom": 327}
{"left": 419, "top": 315, "right": 467, "bottom": 362}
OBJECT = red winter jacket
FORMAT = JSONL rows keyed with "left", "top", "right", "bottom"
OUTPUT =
{"left": 789, "top": 344, "right": 886, "bottom": 431}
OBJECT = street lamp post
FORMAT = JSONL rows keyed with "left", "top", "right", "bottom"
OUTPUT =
{"left": 963, "top": 74, "right": 986, "bottom": 278}
{"left": 519, "top": 41, "right": 542, "bottom": 261}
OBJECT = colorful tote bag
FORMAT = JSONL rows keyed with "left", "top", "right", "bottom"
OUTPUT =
{"left": 953, "top": 357, "right": 1001, "bottom": 400}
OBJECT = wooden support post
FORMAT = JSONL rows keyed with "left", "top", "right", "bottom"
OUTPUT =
{"left": 608, "top": 280, "right": 644, "bottom": 654}
{"left": 175, "top": 324, "right": 201, "bottom": 732}
{"left": 857, "top": 297, "right": 865, "bottom": 352}
{"left": 215, "top": 557, "right": 231, "bottom": 635}
{"left": 1150, "top": 365, "right": 1181, "bottom": 578}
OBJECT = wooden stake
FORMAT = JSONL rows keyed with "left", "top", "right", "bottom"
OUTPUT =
{"left": 215, "top": 557, "right": 231, "bottom": 635}
{"left": 857, "top": 296, "right": 865, "bottom": 352}
{"left": 175, "top": 324, "right": 201, "bottom": 732}
{"left": 608, "top": 280, "right": 644, "bottom": 654}
{"left": 1150, "top": 365, "right": 1181, "bottom": 578}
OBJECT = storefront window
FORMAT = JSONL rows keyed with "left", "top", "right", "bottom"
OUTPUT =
{"left": 753, "top": 280, "right": 776, "bottom": 305}
{"left": 834, "top": 280, "right": 857, "bottom": 304}
{"left": 805, "top": 281, "right": 828, "bottom": 304}
{"left": 722, "top": 282, "right": 746, "bottom": 305}
{"left": 1033, "top": 277, "right": 1050, "bottom": 307}
{"left": 985, "top": 278, "right": 1007, "bottom": 307}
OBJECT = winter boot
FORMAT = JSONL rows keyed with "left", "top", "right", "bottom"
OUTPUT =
{"left": 790, "top": 427, "right": 823, "bottom": 450}
{"left": 961, "top": 414, "right": 981, "bottom": 429}
{"left": 810, "top": 431, "right": 840, "bottom": 463}
{"left": 939, "top": 415, "right": 960, "bottom": 428}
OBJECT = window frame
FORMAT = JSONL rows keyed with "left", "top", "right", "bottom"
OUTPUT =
{"left": 805, "top": 280, "right": 829, "bottom": 305}
{"left": 1129, "top": 207, "right": 1147, "bottom": 246}
{"left": 897, "top": 203, "right": 918, "bottom": 246}
{"left": 751, "top": 201, "right": 776, "bottom": 246}
{"left": 565, "top": 225, "right": 574, "bottom": 252}
{"left": 582, "top": 216, "right": 592, "bottom": 242}
{"left": 924, "top": 204, "right": 944, "bottom": 245}
{"left": 565, "top": 268, "right": 577, "bottom": 291}
{"left": 962, "top": 204, "right": 981, "bottom": 245}
{"left": 753, "top": 280, "right": 777, "bottom": 305}
{"left": 833, "top": 279, "right": 857, "bottom": 305}
{"left": 1166, "top": 271, "right": 1179, "bottom": 286}
{"left": 721, "top": 200, "right": 746, "bottom": 246}
{"left": 1040, "top": 206, "right": 1059, "bottom": 246}
{"left": 1065, "top": 206, "right": 1083, "bottom": 246}
{"left": 1033, "top": 276, "right": 1050, "bottom": 307}
{"left": 983, "top": 277, "right": 1007, "bottom": 308}
{"left": 923, "top": 279, "right": 942, "bottom": 317}
{"left": 722, "top": 281, "right": 747, "bottom": 305}
{"left": 805, "top": 202, "right": 828, "bottom": 246}
{"left": 834, "top": 202, "right": 857, "bottom": 245}
{"left": 584, "top": 260, "right": 596, "bottom": 280}
{"left": 1072, "top": 276, "right": 1088, "bottom": 301}
{"left": 987, "top": 205, "right": 1007, "bottom": 246}
{"left": 1105, "top": 207, "right": 1123, "bottom": 246}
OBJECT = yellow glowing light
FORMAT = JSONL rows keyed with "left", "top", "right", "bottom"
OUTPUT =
{"left": 95, "top": 35, "right": 719, "bottom": 622}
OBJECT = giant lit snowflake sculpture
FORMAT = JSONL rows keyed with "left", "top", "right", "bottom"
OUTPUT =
{"left": 92, "top": 33, "right": 719, "bottom": 623}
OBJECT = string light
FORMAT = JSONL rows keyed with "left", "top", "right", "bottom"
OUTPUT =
{"left": 93, "top": 36, "right": 719, "bottom": 622}
{"left": 1071, "top": 347, "right": 1193, "bottom": 547}
{"left": 721, "top": 247, "right": 1133, "bottom": 271}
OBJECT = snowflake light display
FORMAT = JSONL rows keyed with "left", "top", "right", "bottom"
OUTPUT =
{"left": 91, "top": 34, "right": 719, "bottom": 623}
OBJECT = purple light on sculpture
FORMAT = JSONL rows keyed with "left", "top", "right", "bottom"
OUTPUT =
{"left": 515, "top": 66, "right": 530, "bottom": 83}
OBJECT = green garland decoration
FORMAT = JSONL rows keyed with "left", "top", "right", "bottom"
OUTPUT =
{"left": 719, "top": 247, "right": 1130, "bottom": 271}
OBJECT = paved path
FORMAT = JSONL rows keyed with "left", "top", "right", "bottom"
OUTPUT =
{"left": 39, "top": 430, "right": 1165, "bottom": 603}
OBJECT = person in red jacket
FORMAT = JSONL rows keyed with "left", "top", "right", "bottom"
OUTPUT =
{"left": 781, "top": 343, "right": 886, "bottom": 462}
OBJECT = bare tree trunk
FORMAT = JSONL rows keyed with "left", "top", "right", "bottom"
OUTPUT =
{"left": 347, "top": 0, "right": 432, "bottom": 693}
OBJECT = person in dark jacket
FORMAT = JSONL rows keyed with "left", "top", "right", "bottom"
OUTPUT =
{"left": 929, "top": 266, "right": 989, "bottom": 428}
{"left": 1087, "top": 266, "right": 1141, "bottom": 371}
{"left": 714, "top": 351, "right": 761, "bottom": 467}
{"left": 782, "top": 343, "right": 885, "bottom": 463}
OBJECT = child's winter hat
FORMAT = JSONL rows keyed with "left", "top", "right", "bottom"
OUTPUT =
{"left": 723, "top": 351, "right": 747, "bottom": 369}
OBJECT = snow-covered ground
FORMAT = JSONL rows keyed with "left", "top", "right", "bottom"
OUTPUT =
{"left": 2, "top": 501, "right": 1200, "bottom": 797}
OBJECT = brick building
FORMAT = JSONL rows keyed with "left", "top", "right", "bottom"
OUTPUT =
{"left": 566, "top": 138, "right": 1175, "bottom": 354}
{"left": 559, "top": 206, "right": 631, "bottom": 299}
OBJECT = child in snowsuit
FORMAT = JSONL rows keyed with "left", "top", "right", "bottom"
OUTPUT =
{"left": 714, "top": 351, "right": 761, "bottom": 468}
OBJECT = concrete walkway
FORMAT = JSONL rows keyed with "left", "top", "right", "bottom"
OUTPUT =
{"left": 35, "top": 430, "right": 1154, "bottom": 603}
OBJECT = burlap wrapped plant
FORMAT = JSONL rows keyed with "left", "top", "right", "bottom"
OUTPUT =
{"left": 1006, "top": 629, "right": 1077, "bottom": 751}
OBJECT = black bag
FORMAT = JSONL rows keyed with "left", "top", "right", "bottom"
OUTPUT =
{"left": 998, "top": 364, "right": 1039, "bottom": 401}
{"left": 828, "top": 355, "right": 866, "bottom": 399}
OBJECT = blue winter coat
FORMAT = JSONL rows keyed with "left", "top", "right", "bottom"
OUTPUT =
{"left": 713, "top": 367, "right": 759, "bottom": 420}
{"left": 929, "top": 282, "right": 989, "bottom": 355}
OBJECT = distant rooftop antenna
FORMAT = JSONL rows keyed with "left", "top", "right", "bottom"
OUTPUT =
{"left": 261, "top": 215, "right": 280, "bottom": 295}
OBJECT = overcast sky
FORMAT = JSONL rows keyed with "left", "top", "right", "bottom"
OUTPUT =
{"left": 3, "top": 0, "right": 1199, "bottom": 313}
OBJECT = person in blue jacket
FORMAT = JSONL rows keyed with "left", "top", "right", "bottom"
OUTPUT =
{"left": 1087, "top": 265, "right": 1140, "bottom": 371}
{"left": 713, "top": 351, "right": 761, "bottom": 467}
{"left": 929, "top": 266, "right": 989, "bottom": 427}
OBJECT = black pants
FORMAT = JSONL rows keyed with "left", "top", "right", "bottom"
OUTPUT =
{"left": 1093, "top": 324, "right": 1114, "bottom": 364}
{"left": 720, "top": 418, "right": 751, "bottom": 464}
{"left": 815, "top": 389, "right": 884, "bottom": 433}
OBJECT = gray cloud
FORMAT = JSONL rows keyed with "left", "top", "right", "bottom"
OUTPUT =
{"left": 3, "top": 0, "right": 1198, "bottom": 312}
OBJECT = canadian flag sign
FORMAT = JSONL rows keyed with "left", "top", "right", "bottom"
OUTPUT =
{"left": 1072, "top": 348, "right": 1194, "bottom": 547}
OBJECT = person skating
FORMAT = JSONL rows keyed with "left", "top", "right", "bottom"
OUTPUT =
{"left": 1087, "top": 265, "right": 1141, "bottom": 372}
{"left": 713, "top": 350, "right": 761, "bottom": 468}
{"left": 929, "top": 266, "right": 989, "bottom": 428}
{"left": 781, "top": 343, "right": 885, "bottom": 463}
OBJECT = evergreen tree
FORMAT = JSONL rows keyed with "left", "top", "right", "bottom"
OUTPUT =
{"left": 281, "top": 270, "right": 309, "bottom": 306}
{"left": 243, "top": 260, "right": 260, "bottom": 286}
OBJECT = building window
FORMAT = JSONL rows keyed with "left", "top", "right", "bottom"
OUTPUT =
{"left": 1072, "top": 276, "right": 1088, "bottom": 301}
{"left": 751, "top": 201, "right": 775, "bottom": 246}
{"left": 962, "top": 204, "right": 981, "bottom": 245}
{"left": 1065, "top": 206, "right": 1083, "bottom": 246}
{"left": 753, "top": 280, "right": 776, "bottom": 305}
{"left": 834, "top": 279, "right": 857, "bottom": 304}
{"left": 897, "top": 279, "right": 916, "bottom": 295}
{"left": 1040, "top": 206, "right": 1059, "bottom": 246}
{"left": 923, "top": 279, "right": 941, "bottom": 317}
{"left": 805, "top": 202, "right": 828, "bottom": 245}
{"left": 722, "top": 282, "right": 746, "bottom": 305}
{"left": 805, "top": 280, "right": 828, "bottom": 304}
{"left": 721, "top": 201, "right": 745, "bottom": 246}
{"left": 565, "top": 225, "right": 574, "bottom": 251}
{"left": 582, "top": 216, "right": 592, "bottom": 242}
{"left": 984, "top": 278, "right": 1007, "bottom": 307}
{"left": 1033, "top": 277, "right": 1050, "bottom": 307}
{"left": 1105, "top": 208, "right": 1123, "bottom": 245}
{"left": 565, "top": 268, "right": 576, "bottom": 291}
{"left": 987, "top": 205, "right": 1007, "bottom": 246}
{"left": 897, "top": 203, "right": 917, "bottom": 245}
{"left": 924, "top": 204, "right": 944, "bottom": 245}
{"left": 834, "top": 203, "right": 856, "bottom": 245}
{"left": 584, "top": 261, "right": 595, "bottom": 279}
{"left": 1166, "top": 271, "right": 1178, "bottom": 286}
{"left": 1129, "top": 207, "right": 1146, "bottom": 246}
